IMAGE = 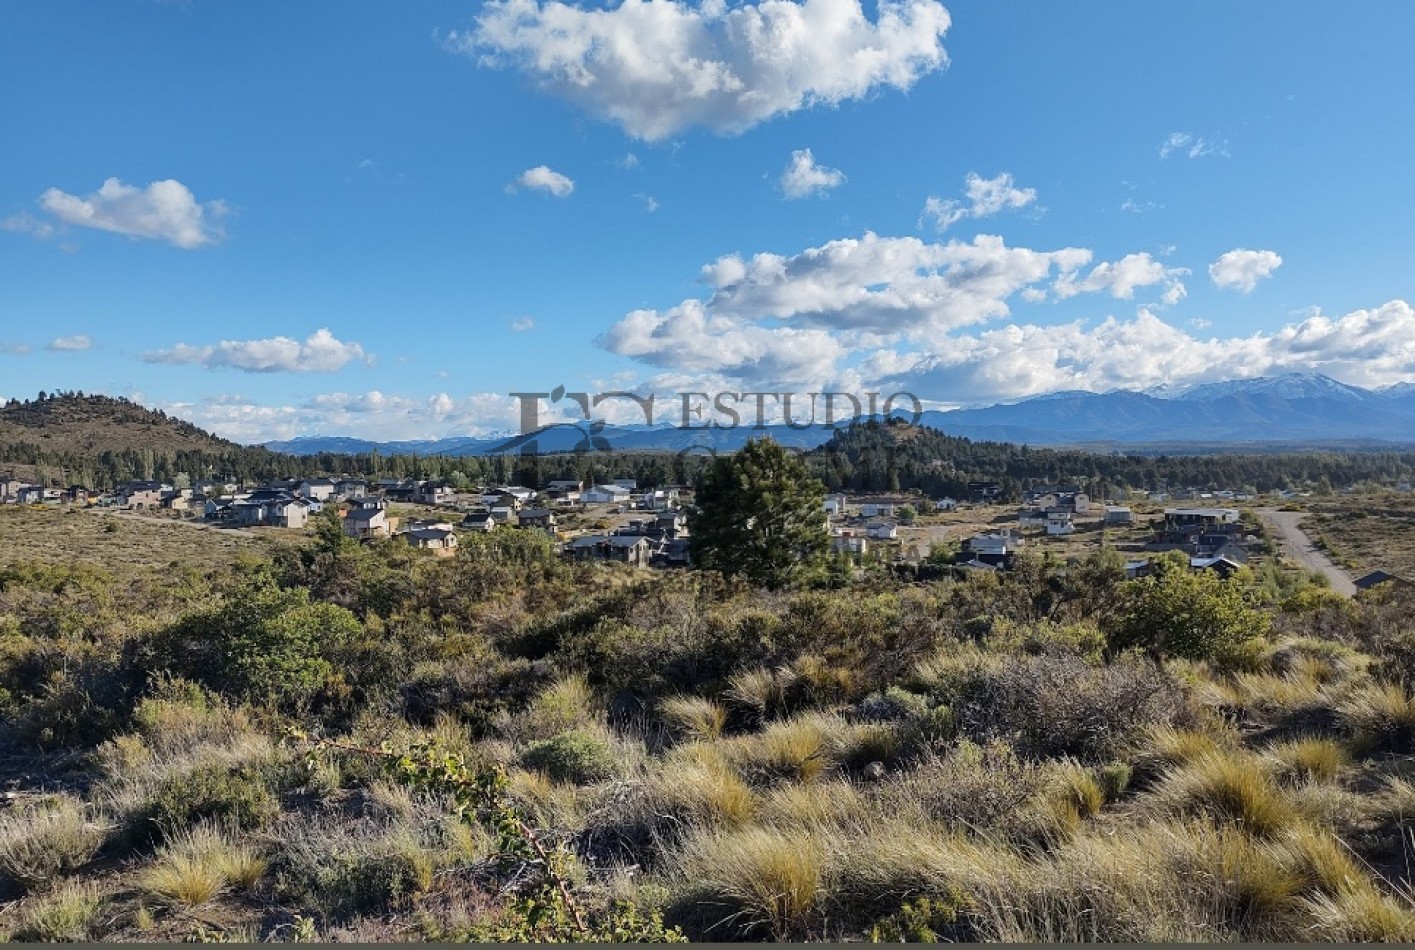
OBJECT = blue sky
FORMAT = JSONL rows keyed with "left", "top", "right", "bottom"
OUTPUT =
{"left": 3, "top": 0, "right": 1414, "bottom": 443}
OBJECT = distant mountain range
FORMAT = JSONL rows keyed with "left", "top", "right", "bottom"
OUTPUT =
{"left": 262, "top": 373, "right": 1415, "bottom": 456}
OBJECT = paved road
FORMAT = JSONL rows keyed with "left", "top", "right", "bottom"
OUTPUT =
{"left": 1256, "top": 507, "right": 1357, "bottom": 596}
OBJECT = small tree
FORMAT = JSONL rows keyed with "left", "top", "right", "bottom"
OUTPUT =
{"left": 689, "top": 438, "right": 828, "bottom": 589}
{"left": 1105, "top": 551, "right": 1270, "bottom": 664}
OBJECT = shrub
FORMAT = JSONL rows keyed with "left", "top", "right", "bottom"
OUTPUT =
{"left": 272, "top": 818, "right": 436, "bottom": 922}
{"left": 1106, "top": 555, "right": 1271, "bottom": 664}
{"left": 520, "top": 729, "right": 617, "bottom": 785}
{"left": 952, "top": 653, "right": 1183, "bottom": 761}
{"left": 0, "top": 797, "right": 104, "bottom": 893}
{"left": 1097, "top": 762, "right": 1133, "bottom": 802}
{"left": 140, "top": 763, "right": 278, "bottom": 844}
{"left": 886, "top": 739, "right": 1045, "bottom": 832}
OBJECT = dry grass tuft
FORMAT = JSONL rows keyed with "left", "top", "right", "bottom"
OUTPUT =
{"left": 1148, "top": 748, "right": 1295, "bottom": 837}
{"left": 1263, "top": 736, "right": 1350, "bottom": 784}
{"left": 1339, "top": 683, "right": 1415, "bottom": 754}
{"left": 672, "top": 825, "right": 824, "bottom": 939}
{"left": 9, "top": 878, "right": 104, "bottom": 942}
{"left": 719, "top": 714, "right": 840, "bottom": 786}
{"left": 1301, "top": 885, "right": 1415, "bottom": 941}
{"left": 0, "top": 796, "right": 105, "bottom": 892}
{"left": 659, "top": 695, "right": 728, "bottom": 742}
{"left": 139, "top": 823, "right": 266, "bottom": 908}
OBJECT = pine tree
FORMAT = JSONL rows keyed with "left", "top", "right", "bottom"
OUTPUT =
{"left": 688, "top": 438, "right": 828, "bottom": 589}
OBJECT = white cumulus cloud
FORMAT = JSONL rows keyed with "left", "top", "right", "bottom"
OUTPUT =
{"left": 921, "top": 171, "right": 1036, "bottom": 231}
{"left": 141, "top": 328, "right": 370, "bottom": 373}
{"left": 1159, "top": 132, "right": 1229, "bottom": 159}
{"left": 512, "top": 165, "right": 575, "bottom": 196}
{"left": 511, "top": 316, "right": 536, "bottom": 331}
{"left": 447, "top": 0, "right": 952, "bottom": 140}
{"left": 46, "top": 335, "right": 91, "bottom": 352}
{"left": 780, "top": 148, "right": 846, "bottom": 198}
{"left": 1209, "top": 248, "right": 1283, "bottom": 293}
{"left": 33, "top": 178, "right": 227, "bottom": 248}
{"left": 1052, "top": 252, "right": 1190, "bottom": 306}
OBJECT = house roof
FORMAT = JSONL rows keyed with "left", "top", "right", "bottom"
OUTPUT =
{"left": 1356, "top": 570, "right": 1405, "bottom": 590}
{"left": 569, "top": 534, "right": 609, "bottom": 549}
{"left": 345, "top": 508, "right": 386, "bottom": 522}
{"left": 519, "top": 508, "right": 555, "bottom": 518}
{"left": 607, "top": 536, "right": 650, "bottom": 548}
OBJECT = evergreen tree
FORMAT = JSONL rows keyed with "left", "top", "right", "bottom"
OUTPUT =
{"left": 688, "top": 437, "right": 828, "bottom": 589}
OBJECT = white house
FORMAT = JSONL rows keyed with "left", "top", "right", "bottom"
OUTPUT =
{"left": 1045, "top": 512, "right": 1075, "bottom": 536}
{"left": 866, "top": 522, "right": 899, "bottom": 540}
{"left": 934, "top": 498, "right": 958, "bottom": 512}
{"left": 858, "top": 499, "right": 897, "bottom": 518}
{"left": 582, "top": 484, "right": 631, "bottom": 505}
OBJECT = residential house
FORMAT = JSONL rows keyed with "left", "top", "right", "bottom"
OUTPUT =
{"left": 483, "top": 490, "right": 525, "bottom": 511}
{"left": 0, "top": 477, "right": 23, "bottom": 502}
{"left": 964, "top": 532, "right": 1021, "bottom": 567}
{"left": 609, "top": 478, "right": 638, "bottom": 491}
{"left": 1018, "top": 509, "right": 1048, "bottom": 527}
{"left": 382, "top": 480, "right": 421, "bottom": 503}
{"left": 830, "top": 529, "right": 869, "bottom": 558}
{"left": 265, "top": 497, "right": 309, "bottom": 529}
{"left": 518, "top": 508, "right": 558, "bottom": 531}
{"left": 1355, "top": 571, "right": 1411, "bottom": 591}
{"left": 656, "top": 510, "right": 689, "bottom": 538}
{"left": 488, "top": 506, "right": 517, "bottom": 524}
{"left": 1045, "top": 511, "right": 1075, "bottom": 536}
{"left": 935, "top": 498, "right": 959, "bottom": 511}
{"left": 333, "top": 478, "right": 369, "bottom": 500}
{"left": 415, "top": 481, "right": 456, "bottom": 506}
{"left": 858, "top": 498, "right": 899, "bottom": 519}
{"left": 545, "top": 479, "right": 584, "bottom": 493}
{"left": 402, "top": 522, "right": 458, "bottom": 556}
{"left": 968, "top": 481, "right": 1002, "bottom": 502}
{"left": 1104, "top": 506, "right": 1134, "bottom": 525}
{"left": 116, "top": 481, "right": 166, "bottom": 509}
{"left": 14, "top": 485, "right": 43, "bottom": 505}
{"left": 460, "top": 512, "right": 496, "bottom": 532}
{"left": 63, "top": 486, "right": 90, "bottom": 505}
{"left": 343, "top": 506, "right": 390, "bottom": 540}
{"left": 866, "top": 522, "right": 898, "bottom": 540}
{"left": 824, "top": 494, "right": 846, "bottom": 516}
{"left": 582, "top": 484, "right": 631, "bottom": 505}
{"left": 1124, "top": 560, "right": 1153, "bottom": 580}
{"left": 567, "top": 534, "right": 612, "bottom": 561}
{"left": 1190, "top": 556, "right": 1243, "bottom": 579}
{"left": 605, "top": 535, "right": 653, "bottom": 567}
{"left": 1165, "top": 507, "right": 1241, "bottom": 528}
{"left": 297, "top": 478, "right": 337, "bottom": 502}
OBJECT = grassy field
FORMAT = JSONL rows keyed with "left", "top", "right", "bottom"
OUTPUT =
{"left": 1303, "top": 494, "right": 1415, "bottom": 580}
{"left": 0, "top": 506, "right": 267, "bottom": 574}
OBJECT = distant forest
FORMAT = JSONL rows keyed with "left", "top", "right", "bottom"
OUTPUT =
{"left": 4, "top": 395, "right": 1415, "bottom": 500}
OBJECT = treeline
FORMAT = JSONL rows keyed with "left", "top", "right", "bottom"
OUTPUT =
{"left": 6, "top": 394, "right": 1415, "bottom": 496}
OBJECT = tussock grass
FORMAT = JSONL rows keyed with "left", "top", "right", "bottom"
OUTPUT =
{"left": 502, "top": 673, "right": 599, "bottom": 743}
{"left": 671, "top": 825, "right": 824, "bottom": 939}
{"left": 1263, "top": 735, "right": 1350, "bottom": 783}
{"left": 758, "top": 780, "right": 864, "bottom": 830}
{"left": 659, "top": 695, "right": 728, "bottom": 742}
{"left": 1301, "top": 884, "right": 1415, "bottom": 941}
{"left": 724, "top": 666, "right": 796, "bottom": 723}
{"left": 140, "top": 823, "right": 267, "bottom": 907}
{"left": 1339, "top": 682, "right": 1415, "bottom": 754}
{"left": 1147, "top": 748, "right": 1295, "bottom": 837}
{"left": 0, "top": 796, "right": 104, "bottom": 892}
{"left": 724, "top": 714, "right": 839, "bottom": 785}
{"left": 651, "top": 744, "right": 758, "bottom": 827}
{"left": 9, "top": 878, "right": 103, "bottom": 942}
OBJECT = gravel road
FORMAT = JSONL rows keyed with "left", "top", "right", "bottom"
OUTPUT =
{"left": 1256, "top": 507, "right": 1357, "bottom": 597}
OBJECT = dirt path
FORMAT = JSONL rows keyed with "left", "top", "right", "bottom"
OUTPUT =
{"left": 1256, "top": 507, "right": 1357, "bottom": 596}
{"left": 85, "top": 507, "right": 260, "bottom": 539}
